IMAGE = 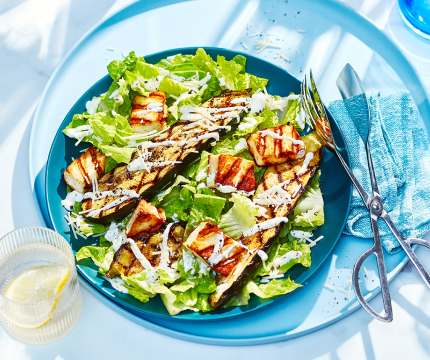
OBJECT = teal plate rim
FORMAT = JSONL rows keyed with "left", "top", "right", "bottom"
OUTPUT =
{"left": 45, "top": 46, "right": 352, "bottom": 321}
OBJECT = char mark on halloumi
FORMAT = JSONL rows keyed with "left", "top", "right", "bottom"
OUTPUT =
{"left": 130, "top": 91, "right": 168, "bottom": 134}
{"left": 247, "top": 125, "right": 305, "bottom": 167}
{"left": 125, "top": 199, "right": 166, "bottom": 238}
{"left": 63, "top": 147, "right": 106, "bottom": 193}
{"left": 184, "top": 222, "right": 245, "bottom": 276}
{"left": 207, "top": 154, "right": 256, "bottom": 195}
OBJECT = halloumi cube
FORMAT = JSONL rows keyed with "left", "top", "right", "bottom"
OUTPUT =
{"left": 63, "top": 147, "right": 106, "bottom": 193}
{"left": 125, "top": 199, "right": 166, "bottom": 237}
{"left": 207, "top": 154, "right": 256, "bottom": 195}
{"left": 185, "top": 222, "right": 245, "bottom": 276}
{"left": 130, "top": 91, "right": 168, "bottom": 134}
{"left": 247, "top": 125, "right": 305, "bottom": 166}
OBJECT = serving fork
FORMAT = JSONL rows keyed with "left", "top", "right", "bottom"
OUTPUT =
{"left": 300, "top": 64, "right": 430, "bottom": 322}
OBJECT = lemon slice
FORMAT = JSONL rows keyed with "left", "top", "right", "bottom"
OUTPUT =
{"left": 3, "top": 265, "right": 70, "bottom": 329}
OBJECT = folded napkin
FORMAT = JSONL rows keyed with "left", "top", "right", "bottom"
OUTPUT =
{"left": 328, "top": 91, "right": 430, "bottom": 254}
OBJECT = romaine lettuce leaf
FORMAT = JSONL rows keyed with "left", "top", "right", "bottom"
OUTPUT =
{"left": 152, "top": 176, "right": 194, "bottom": 221}
{"left": 283, "top": 99, "right": 305, "bottom": 131}
{"left": 293, "top": 171, "right": 325, "bottom": 228}
{"left": 107, "top": 51, "right": 139, "bottom": 81}
{"left": 249, "top": 74, "right": 268, "bottom": 94}
{"left": 186, "top": 193, "right": 226, "bottom": 232}
{"left": 75, "top": 245, "right": 115, "bottom": 276}
{"left": 258, "top": 108, "right": 280, "bottom": 130}
{"left": 99, "top": 145, "right": 135, "bottom": 164}
{"left": 159, "top": 76, "right": 189, "bottom": 97}
{"left": 230, "top": 277, "right": 301, "bottom": 306}
{"left": 192, "top": 48, "right": 219, "bottom": 77}
{"left": 217, "top": 55, "right": 243, "bottom": 90}
{"left": 218, "top": 194, "right": 260, "bottom": 239}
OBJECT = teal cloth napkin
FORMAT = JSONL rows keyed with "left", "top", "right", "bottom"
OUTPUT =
{"left": 328, "top": 91, "right": 430, "bottom": 254}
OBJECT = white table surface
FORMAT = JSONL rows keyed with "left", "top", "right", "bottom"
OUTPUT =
{"left": 1, "top": 0, "right": 430, "bottom": 359}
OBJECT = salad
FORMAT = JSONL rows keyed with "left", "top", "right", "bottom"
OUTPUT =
{"left": 61, "top": 48, "right": 325, "bottom": 315}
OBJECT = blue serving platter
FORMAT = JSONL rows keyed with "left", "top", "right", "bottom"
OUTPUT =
{"left": 45, "top": 47, "right": 352, "bottom": 320}
{"left": 29, "top": 0, "right": 430, "bottom": 345}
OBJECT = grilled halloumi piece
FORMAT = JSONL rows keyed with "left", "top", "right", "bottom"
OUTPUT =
{"left": 125, "top": 199, "right": 166, "bottom": 238}
{"left": 106, "top": 223, "right": 185, "bottom": 279}
{"left": 63, "top": 147, "right": 106, "bottom": 193}
{"left": 209, "top": 134, "right": 323, "bottom": 309}
{"left": 207, "top": 154, "right": 256, "bottom": 195}
{"left": 247, "top": 125, "right": 305, "bottom": 166}
{"left": 130, "top": 91, "right": 168, "bottom": 133}
{"left": 185, "top": 222, "right": 245, "bottom": 276}
{"left": 81, "top": 89, "right": 251, "bottom": 224}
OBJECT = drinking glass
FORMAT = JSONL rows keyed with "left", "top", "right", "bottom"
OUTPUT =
{"left": 399, "top": 0, "right": 430, "bottom": 39}
{"left": 0, "top": 227, "right": 82, "bottom": 344}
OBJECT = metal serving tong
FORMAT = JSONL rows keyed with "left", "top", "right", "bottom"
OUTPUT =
{"left": 300, "top": 63, "right": 430, "bottom": 322}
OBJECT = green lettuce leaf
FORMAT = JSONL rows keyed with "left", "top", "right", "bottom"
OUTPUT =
{"left": 153, "top": 176, "right": 194, "bottom": 221}
{"left": 293, "top": 171, "right": 325, "bottom": 228}
{"left": 192, "top": 48, "right": 219, "bottom": 77}
{"left": 217, "top": 55, "right": 243, "bottom": 90}
{"left": 230, "top": 277, "right": 301, "bottom": 306}
{"left": 219, "top": 194, "right": 260, "bottom": 239}
{"left": 258, "top": 108, "right": 280, "bottom": 130}
{"left": 75, "top": 246, "right": 115, "bottom": 276}
{"left": 107, "top": 51, "right": 139, "bottom": 81}
{"left": 283, "top": 99, "right": 305, "bottom": 131}
{"left": 99, "top": 145, "right": 135, "bottom": 164}
{"left": 186, "top": 193, "right": 226, "bottom": 231}
{"left": 249, "top": 74, "right": 268, "bottom": 94}
{"left": 159, "top": 76, "right": 190, "bottom": 97}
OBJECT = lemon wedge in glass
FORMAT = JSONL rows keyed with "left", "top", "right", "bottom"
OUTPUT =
{"left": 3, "top": 265, "right": 70, "bottom": 329}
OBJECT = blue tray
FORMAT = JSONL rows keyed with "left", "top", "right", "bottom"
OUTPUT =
{"left": 29, "top": 0, "right": 430, "bottom": 345}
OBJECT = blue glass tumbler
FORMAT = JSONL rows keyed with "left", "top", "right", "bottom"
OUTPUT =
{"left": 399, "top": 0, "right": 430, "bottom": 39}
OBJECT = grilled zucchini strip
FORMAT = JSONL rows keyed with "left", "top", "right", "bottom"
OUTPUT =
{"left": 106, "top": 222, "right": 185, "bottom": 279}
{"left": 209, "top": 134, "right": 323, "bottom": 309}
{"left": 81, "top": 89, "right": 251, "bottom": 223}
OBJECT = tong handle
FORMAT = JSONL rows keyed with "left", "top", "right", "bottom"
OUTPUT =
{"left": 352, "top": 233, "right": 393, "bottom": 322}
{"left": 381, "top": 211, "right": 430, "bottom": 287}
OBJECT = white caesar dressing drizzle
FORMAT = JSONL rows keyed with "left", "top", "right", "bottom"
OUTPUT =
{"left": 243, "top": 217, "right": 289, "bottom": 237}
{"left": 127, "top": 159, "right": 182, "bottom": 172}
{"left": 259, "top": 130, "right": 305, "bottom": 146}
{"left": 104, "top": 222, "right": 127, "bottom": 251}
{"left": 159, "top": 223, "right": 174, "bottom": 269}
{"left": 134, "top": 105, "right": 163, "bottom": 116}
{"left": 109, "top": 89, "right": 119, "bottom": 99}
{"left": 238, "top": 117, "right": 258, "bottom": 131}
{"left": 250, "top": 92, "right": 266, "bottom": 114}
{"left": 197, "top": 183, "right": 207, "bottom": 190}
{"left": 144, "top": 75, "right": 164, "bottom": 92}
{"left": 127, "top": 238, "right": 153, "bottom": 269}
{"left": 105, "top": 277, "right": 128, "bottom": 293}
{"left": 138, "top": 140, "right": 177, "bottom": 150}
{"left": 273, "top": 250, "right": 302, "bottom": 268}
{"left": 234, "top": 138, "right": 248, "bottom": 152}
{"left": 86, "top": 97, "right": 101, "bottom": 115}
{"left": 66, "top": 125, "right": 93, "bottom": 143}
{"left": 61, "top": 191, "right": 84, "bottom": 211}
{"left": 297, "top": 152, "right": 314, "bottom": 175}
{"left": 85, "top": 194, "right": 139, "bottom": 218}
{"left": 219, "top": 77, "right": 226, "bottom": 86}
{"left": 82, "top": 189, "right": 139, "bottom": 202}
{"left": 215, "top": 184, "right": 237, "bottom": 193}
{"left": 257, "top": 250, "right": 268, "bottom": 269}
{"left": 230, "top": 97, "right": 251, "bottom": 104}
{"left": 177, "top": 132, "right": 219, "bottom": 146}
{"left": 253, "top": 179, "right": 292, "bottom": 208}
{"left": 208, "top": 232, "right": 225, "bottom": 265}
